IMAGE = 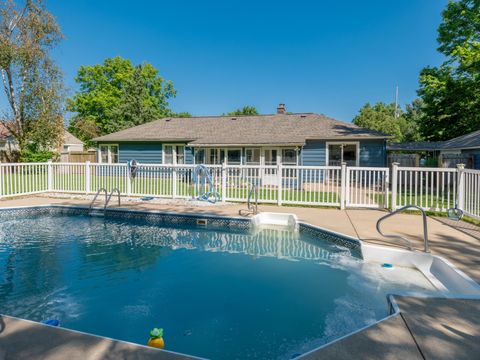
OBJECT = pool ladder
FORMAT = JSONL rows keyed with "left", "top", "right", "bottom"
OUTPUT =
{"left": 376, "top": 205, "right": 429, "bottom": 252}
{"left": 239, "top": 183, "right": 258, "bottom": 216}
{"left": 89, "top": 188, "right": 121, "bottom": 216}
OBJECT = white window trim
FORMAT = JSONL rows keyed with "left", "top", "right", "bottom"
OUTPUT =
{"left": 162, "top": 144, "right": 186, "bottom": 165}
{"left": 262, "top": 147, "right": 299, "bottom": 166}
{"left": 245, "top": 147, "right": 261, "bottom": 165}
{"left": 225, "top": 148, "right": 242, "bottom": 165}
{"left": 98, "top": 144, "right": 119, "bottom": 164}
{"left": 193, "top": 148, "right": 205, "bottom": 165}
{"left": 325, "top": 141, "right": 360, "bottom": 166}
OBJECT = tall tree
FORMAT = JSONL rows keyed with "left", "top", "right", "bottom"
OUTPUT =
{"left": 224, "top": 106, "right": 259, "bottom": 116}
{"left": 353, "top": 102, "right": 407, "bottom": 142}
{"left": 417, "top": 0, "right": 480, "bottom": 140}
{"left": 403, "top": 98, "right": 425, "bottom": 142}
{"left": 0, "top": 0, "right": 64, "bottom": 160}
{"left": 68, "top": 57, "right": 176, "bottom": 143}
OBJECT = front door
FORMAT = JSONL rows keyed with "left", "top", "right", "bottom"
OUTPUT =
{"left": 263, "top": 149, "right": 278, "bottom": 185}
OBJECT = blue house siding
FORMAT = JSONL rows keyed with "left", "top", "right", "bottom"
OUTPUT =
{"left": 461, "top": 148, "right": 480, "bottom": 169}
{"left": 301, "top": 140, "right": 326, "bottom": 166}
{"left": 185, "top": 147, "right": 194, "bottom": 164}
{"left": 117, "top": 142, "right": 163, "bottom": 164}
{"left": 301, "top": 139, "right": 386, "bottom": 167}
{"left": 107, "top": 139, "right": 387, "bottom": 167}
{"left": 359, "top": 140, "right": 387, "bottom": 167}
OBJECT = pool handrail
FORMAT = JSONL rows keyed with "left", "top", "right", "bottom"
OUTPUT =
{"left": 89, "top": 188, "right": 108, "bottom": 212}
{"left": 104, "top": 188, "right": 121, "bottom": 211}
{"left": 247, "top": 183, "right": 258, "bottom": 214}
{"left": 376, "top": 205, "right": 429, "bottom": 253}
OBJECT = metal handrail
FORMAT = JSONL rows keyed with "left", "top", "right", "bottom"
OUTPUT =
{"left": 104, "top": 188, "right": 121, "bottom": 210}
{"left": 247, "top": 183, "right": 258, "bottom": 215}
{"left": 376, "top": 205, "right": 429, "bottom": 253}
{"left": 89, "top": 188, "right": 107, "bottom": 212}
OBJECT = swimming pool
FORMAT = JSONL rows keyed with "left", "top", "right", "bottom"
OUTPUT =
{"left": 0, "top": 207, "right": 437, "bottom": 359}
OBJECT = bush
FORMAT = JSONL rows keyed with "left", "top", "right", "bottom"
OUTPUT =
{"left": 19, "top": 146, "right": 56, "bottom": 163}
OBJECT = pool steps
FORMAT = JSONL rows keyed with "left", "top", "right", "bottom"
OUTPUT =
{"left": 361, "top": 242, "right": 480, "bottom": 295}
{"left": 251, "top": 212, "right": 298, "bottom": 229}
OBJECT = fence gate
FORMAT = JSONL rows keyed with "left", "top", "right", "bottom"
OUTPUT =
{"left": 345, "top": 167, "right": 389, "bottom": 208}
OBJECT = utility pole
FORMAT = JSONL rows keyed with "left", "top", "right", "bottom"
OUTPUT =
{"left": 394, "top": 85, "right": 399, "bottom": 118}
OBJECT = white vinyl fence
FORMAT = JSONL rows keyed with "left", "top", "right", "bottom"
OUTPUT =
{"left": 461, "top": 169, "right": 480, "bottom": 220}
{"left": 0, "top": 161, "right": 479, "bottom": 219}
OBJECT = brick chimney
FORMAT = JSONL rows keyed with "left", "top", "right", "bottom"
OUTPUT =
{"left": 276, "top": 103, "right": 286, "bottom": 114}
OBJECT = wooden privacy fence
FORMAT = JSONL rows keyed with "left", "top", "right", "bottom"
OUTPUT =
{"left": 0, "top": 161, "right": 479, "bottom": 219}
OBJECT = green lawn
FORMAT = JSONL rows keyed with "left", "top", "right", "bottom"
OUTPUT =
{"left": 0, "top": 171, "right": 340, "bottom": 204}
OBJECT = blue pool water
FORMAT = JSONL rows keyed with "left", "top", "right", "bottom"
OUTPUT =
{"left": 0, "top": 210, "right": 435, "bottom": 359}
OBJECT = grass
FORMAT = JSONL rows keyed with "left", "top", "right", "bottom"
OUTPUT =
{"left": 0, "top": 172, "right": 340, "bottom": 204}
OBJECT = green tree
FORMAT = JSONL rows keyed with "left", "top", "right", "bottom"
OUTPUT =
{"left": 224, "top": 106, "right": 259, "bottom": 116}
{"left": 403, "top": 99, "right": 425, "bottom": 142}
{"left": 68, "top": 57, "right": 176, "bottom": 142}
{"left": 0, "top": 0, "right": 64, "bottom": 161}
{"left": 417, "top": 0, "right": 480, "bottom": 140}
{"left": 353, "top": 102, "right": 407, "bottom": 142}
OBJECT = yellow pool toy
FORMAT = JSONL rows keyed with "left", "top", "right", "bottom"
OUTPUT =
{"left": 147, "top": 328, "right": 164, "bottom": 349}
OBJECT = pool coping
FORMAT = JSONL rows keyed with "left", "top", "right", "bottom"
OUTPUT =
{"left": 0, "top": 204, "right": 479, "bottom": 359}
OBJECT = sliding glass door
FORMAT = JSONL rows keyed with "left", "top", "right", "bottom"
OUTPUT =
{"left": 327, "top": 143, "right": 358, "bottom": 166}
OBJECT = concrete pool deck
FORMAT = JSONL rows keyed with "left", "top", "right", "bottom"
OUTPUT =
{"left": 0, "top": 194, "right": 479, "bottom": 359}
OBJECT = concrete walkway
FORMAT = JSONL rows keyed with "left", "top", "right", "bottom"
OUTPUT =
{"left": 302, "top": 296, "right": 480, "bottom": 360}
{"left": 0, "top": 315, "right": 195, "bottom": 360}
{"left": 0, "top": 195, "right": 479, "bottom": 359}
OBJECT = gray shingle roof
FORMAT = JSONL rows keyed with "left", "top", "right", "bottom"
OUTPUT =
{"left": 93, "top": 113, "right": 389, "bottom": 145}
{"left": 387, "top": 130, "right": 480, "bottom": 152}
{"left": 387, "top": 141, "right": 445, "bottom": 151}
{"left": 443, "top": 129, "right": 480, "bottom": 150}
{"left": 64, "top": 130, "right": 84, "bottom": 145}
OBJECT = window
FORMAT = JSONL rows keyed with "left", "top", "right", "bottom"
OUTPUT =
{"left": 99, "top": 144, "right": 119, "bottom": 163}
{"left": 327, "top": 143, "right": 358, "bottom": 166}
{"left": 208, "top": 149, "right": 218, "bottom": 164}
{"left": 264, "top": 149, "right": 277, "bottom": 165}
{"left": 163, "top": 144, "right": 185, "bottom": 165}
{"left": 227, "top": 149, "right": 241, "bottom": 165}
{"left": 245, "top": 148, "right": 260, "bottom": 164}
{"left": 194, "top": 148, "right": 205, "bottom": 164}
{"left": 282, "top": 148, "right": 297, "bottom": 165}
{"left": 176, "top": 145, "right": 185, "bottom": 164}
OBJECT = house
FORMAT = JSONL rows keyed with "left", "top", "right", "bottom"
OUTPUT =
{"left": 93, "top": 104, "right": 389, "bottom": 167}
{"left": 0, "top": 123, "right": 85, "bottom": 161}
{"left": 441, "top": 129, "right": 480, "bottom": 169}
{"left": 0, "top": 123, "right": 19, "bottom": 160}
{"left": 62, "top": 131, "right": 84, "bottom": 153}
{"left": 388, "top": 129, "right": 480, "bottom": 169}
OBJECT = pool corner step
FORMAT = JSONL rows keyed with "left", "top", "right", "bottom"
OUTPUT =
{"left": 252, "top": 212, "right": 298, "bottom": 229}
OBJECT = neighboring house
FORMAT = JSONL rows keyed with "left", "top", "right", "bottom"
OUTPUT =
{"left": 388, "top": 129, "right": 480, "bottom": 169}
{"left": 93, "top": 104, "right": 389, "bottom": 167}
{"left": 62, "top": 131, "right": 84, "bottom": 153}
{"left": 441, "top": 130, "right": 480, "bottom": 169}
{"left": 0, "top": 124, "right": 84, "bottom": 161}
{"left": 0, "top": 124, "right": 19, "bottom": 160}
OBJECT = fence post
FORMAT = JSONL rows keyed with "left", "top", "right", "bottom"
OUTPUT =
{"left": 277, "top": 163, "right": 283, "bottom": 206}
{"left": 85, "top": 161, "right": 91, "bottom": 194}
{"left": 172, "top": 165, "right": 177, "bottom": 198}
{"left": 457, "top": 163, "right": 465, "bottom": 210}
{"left": 221, "top": 162, "right": 227, "bottom": 203}
{"left": 391, "top": 162, "right": 399, "bottom": 210}
{"left": 340, "top": 162, "right": 347, "bottom": 209}
{"left": 47, "top": 160, "right": 53, "bottom": 191}
{"left": 0, "top": 162, "right": 3, "bottom": 198}
{"left": 126, "top": 166, "right": 132, "bottom": 196}
{"left": 384, "top": 167, "right": 390, "bottom": 209}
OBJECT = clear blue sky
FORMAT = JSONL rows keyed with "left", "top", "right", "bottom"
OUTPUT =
{"left": 49, "top": 0, "right": 447, "bottom": 122}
